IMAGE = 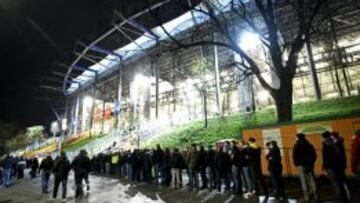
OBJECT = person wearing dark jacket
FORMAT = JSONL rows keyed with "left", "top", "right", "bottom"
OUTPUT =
{"left": 170, "top": 148, "right": 185, "bottom": 189}
{"left": 293, "top": 133, "right": 317, "bottom": 202}
{"left": 30, "top": 157, "right": 39, "bottom": 178}
{"left": 153, "top": 145, "right": 164, "bottom": 184}
{"left": 240, "top": 141, "right": 253, "bottom": 198}
{"left": 1, "top": 153, "right": 14, "bottom": 188}
{"left": 198, "top": 146, "right": 208, "bottom": 189}
{"left": 71, "top": 150, "right": 92, "bottom": 198}
{"left": 17, "top": 157, "right": 26, "bottom": 179}
{"left": 266, "top": 141, "right": 285, "bottom": 200}
{"left": 352, "top": 129, "right": 360, "bottom": 178}
{"left": 248, "top": 138, "right": 268, "bottom": 197}
{"left": 162, "top": 148, "right": 172, "bottom": 186}
{"left": 53, "top": 152, "right": 71, "bottom": 202}
{"left": 332, "top": 132, "right": 350, "bottom": 193}
{"left": 214, "top": 145, "right": 231, "bottom": 192}
{"left": 231, "top": 141, "right": 243, "bottom": 194}
{"left": 206, "top": 145, "right": 216, "bottom": 190}
{"left": 39, "top": 155, "right": 54, "bottom": 193}
{"left": 186, "top": 144, "right": 200, "bottom": 191}
{"left": 322, "top": 131, "right": 349, "bottom": 203}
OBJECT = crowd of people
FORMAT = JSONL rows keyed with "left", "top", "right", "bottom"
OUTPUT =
{"left": 90, "top": 130, "right": 360, "bottom": 203}
{"left": 0, "top": 150, "right": 91, "bottom": 202}
{"left": 0, "top": 129, "right": 359, "bottom": 203}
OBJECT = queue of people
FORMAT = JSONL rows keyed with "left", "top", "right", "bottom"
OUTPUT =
{"left": 0, "top": 129, "right": 359, "bottom": 203}
{"left": 90, "top": 130, "right": 360, "bottom": 202}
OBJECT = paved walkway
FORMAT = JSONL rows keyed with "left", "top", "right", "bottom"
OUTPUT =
{"left": 0, "top": 171, "right": 359, "bottom": 203}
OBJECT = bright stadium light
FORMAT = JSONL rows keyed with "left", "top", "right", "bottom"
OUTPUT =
{"left": 257, "top": 90, "right": 270, "bottom": 103}
{"left": 239, "top": 31, "right": 262, "bottom": 50}
{"left": 83, "top": 96, "right": 93, "bottom": 107}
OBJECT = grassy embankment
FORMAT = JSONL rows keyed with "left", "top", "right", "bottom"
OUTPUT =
{"left": 144, "top": 96, "right": 360, "bottom": 148}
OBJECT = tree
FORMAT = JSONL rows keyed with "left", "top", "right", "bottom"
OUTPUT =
{"left": 3, "top": 125, "right": 45, "bottom": 152}
{"left": 0, "top": 120, "right": 20, "bottom": 154}
{"left": 148, "top": 0, "right": 327, "bottom": 122}
{"left": 191, "top": 56, "right": 214, "bottom": 127}
{"left": 26, "top": 125, "right": 45, "bottom": 142}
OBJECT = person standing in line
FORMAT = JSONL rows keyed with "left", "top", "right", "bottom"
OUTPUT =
{"left": 162, "top": 148, "right": 172, "bottom": 186}
{"left": 214, "top": 145, "right": 231, "bottom": 193}
{"left": 186, "top": 144, "right": 200, "bottom": 191}
{"left": 1, "top": 153, "right": 14, "bottom": 188}
{"left": 198, "top": 145, "right": 208, "bottom": 189}
{"left": 293, "top": 133, "right": 318, "bottom": 202}
{"left": 170, "top": 148, "right": 183, "bottom": 189}
{"left": 231, "top": 141, "right": 243, "bottom": 195}
{"left": 205, "top": 145, "right": 216, "bottom": 190}
{"left": 322, "top": 131, "right": 349, "bottom": 203}
{"left": 153, "top": 145, "right": 164, "bottom": 184}
{"left": 332, "top": 132, "right": 351, "bottom": 200}
{"left": 248, "top": 138, "right": 268, "bottom": 197}
{"left": 53, "top": 152, "right": 71, "bottom": 202}
{"left": 266, "top": 141, "right": 285, "bottom": 200}
{"left": 240, "top": 141, "right": 254, "bottom": 199}
{"left": 351, "top": 130, "right": 360, "bottom": 179}
{"left": 71, "top": 150, "right": 92, "bottom": 198}
{"left": 38, "top": 155, "right": 54, "bottom": 193}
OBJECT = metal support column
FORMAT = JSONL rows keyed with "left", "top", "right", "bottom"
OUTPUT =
{"left": 214, "top": 45, "right": 222, "bottom": 115}
{"left": 305, "top": 34, "right": 322, "bottom": 100}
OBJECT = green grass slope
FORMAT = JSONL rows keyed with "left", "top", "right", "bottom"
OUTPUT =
{"left": 144, "top": 96, "right": 360, "bottom": 149}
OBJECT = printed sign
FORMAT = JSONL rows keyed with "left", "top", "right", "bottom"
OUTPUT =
{"left": 262, "top": 128, "right": 283, "bottom": 155}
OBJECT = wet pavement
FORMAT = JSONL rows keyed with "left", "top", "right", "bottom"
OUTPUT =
{"left": 0, "top": 171, "right": 359, "bottom": 203}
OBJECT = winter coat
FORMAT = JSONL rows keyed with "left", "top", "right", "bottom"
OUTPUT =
{"left": 71, "top": 154, "right": 91, "bottom": 175}
{"left": 39, "top": 157, "right": 54, "bottom": 173}
{"left": 231, "top": 146, "right": 243, "bottom": 168}
{"left": 198, "top": 149, "right": 207, "bottom": 170}
{"left": 1, "top": 156, "right": 14, "bottom": 169}
{"left": 293, "top": 139, "right": 317, "bottom": 171}
{"left": 351, "top": 136, "right": 360, "bottom": 174}
{"left": 266, "top": 146, "right": 282, "bottom": 172}
{"left": 322, "top": 138, "right": 341, "bottom": 171}
{"left": 334, "top": 137, "right": 347, "bottom": 171}
{"left": 53, "top": 156, "right": 71, "bottom": 179}
{"left": 31, "top": 158, "right": 39, "bottom": 170}
{"left": 153, "top": 148, "right": 164, "bottom": 165}
{"left": 248, "top": 143, "right": 262, "bottom": 176}
{"left": 187, "top": 150, "right": 200, "bottom": 171}
{"left": 214, "top": 151, "right": 231, "bottom": 176}
{"left": 170, "top": 152, "right": 186, "bottom": 169}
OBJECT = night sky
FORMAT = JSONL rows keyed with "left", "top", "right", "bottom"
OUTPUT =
{"left": 0, "top": 0, "right": 116, "bottom": 127}
{"left": 0, "top": 0, "right": 192, "bottom": 128}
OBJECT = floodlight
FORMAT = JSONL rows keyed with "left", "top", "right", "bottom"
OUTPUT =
{"left": 239, "top": 31, "right": 261, "bottom": 50}
{"left": 83, "top": 96, "right": 93, "bottom": 107}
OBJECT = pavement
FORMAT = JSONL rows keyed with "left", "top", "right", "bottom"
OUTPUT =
{"left": 0, "top": 171, "right": 359, "bottom": 203}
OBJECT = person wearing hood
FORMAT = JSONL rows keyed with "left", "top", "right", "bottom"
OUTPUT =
{"left": 293, "top": 133, "right": 317, "bottom": 202}
{"left": 322, "top": 131, "right": 349, "bottom": 203}
{"left": 248, "top": 137, "right": 268, "bottom": 197}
